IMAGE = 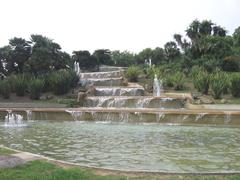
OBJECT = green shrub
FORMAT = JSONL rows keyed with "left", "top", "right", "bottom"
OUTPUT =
{"left": 29, "top": 78, "right": 44, "bottom": 99}
{"left": 14, "top": 74, "right": 27, "bottom": 96}
{"left": 171, "top": 72, "right": 185, "bottom": 90}
{"left": 0, "top": 80, "right": 11, "bottom": 99}
{"left": 37, "top": 73, "right": 51, "bottom": 93}
{"left": 210, "top": 70, "right": 228, "bottom": 99}
{"left": 7, "top": 75, "right": 17, "bottom": 92}
{"left": 229, "top": 73, "right": 240, "bottom": 97}
{"left": 68, "top": 70, "right": 79, "bottom": 88}
{"left": 165, "top": 74, "right": 174, "bottom": 87}
{"left": 125, "top": 66, "right": 142, "bottom": 82}
{"left": 191, "top": 67, "right": 210, "bottom": 95}
{"left": 49, "top": 69, "right": 75, "bottom": 95}
{"left": 146, "top": 66, "right": 166, "bottom": 79}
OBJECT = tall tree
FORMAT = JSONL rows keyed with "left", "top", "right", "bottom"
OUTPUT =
{"left": 111, "top": 50, "right": 135, "bottom": 67}
{"left": 136, "top": 48, "right": 152, "bottom": 64}
{"left": 233, "top": 26, "right": 240, "bottom": 47}
{"left": 25, "top": 34, "right": 70, "bottom": 74}
{"left": 213, "top": 26, "right": 227, "bottom": 37}
{"left": 199, "top": 20, "right": 213, "bottom": 36}
{"left": 164, "top": 41, "right": 180, "bottom": 62}
{"left": 72, "top": 50, "right": 97, "bottom": 69}
{"left": 93, "top": 49, "right": 112, "bottom": 65}
{"left": 0, "top": 46, "right": 11, "bottom": 75}
{"left": 151, "top": 47, "right": 167, "bottom": 65}
{"left": 8, "top": 37, "right": 31, "bottom": 73}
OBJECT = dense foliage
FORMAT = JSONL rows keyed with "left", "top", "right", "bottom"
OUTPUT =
{"left": 125, "top": 66, "right": 143, "bottom": 82}
{"left": 191, "top": 67, "right": 210, "bottom": 94}
{"left": 209, "top": 70, "right": 228, "bottom": 99}
{"left": 29, "top": 78, "right": 45, "bottom": 99}
{"left": 229, "top": 73, "right": 240, "bottom": 97}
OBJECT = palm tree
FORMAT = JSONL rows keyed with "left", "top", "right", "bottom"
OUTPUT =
{"left": 186, "top": 19, "right": 201, "bottom": 44}
{"left": 199, "top": 20, "right": 213, "bottom": 36}
{"left": 213, "top": 26, "right": 227, "bottom": 37}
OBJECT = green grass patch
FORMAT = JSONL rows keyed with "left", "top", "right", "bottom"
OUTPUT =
{"left": 0, "top": 159, "right": 239, "bottom": 180}
{"left": 226, "top": 98, "right": 240, "bottom": 104}
{"left": 0, "top": 160, "right": 124, "bottom": 180}
{"left": 0, "top": 147, "right": 16, "bottom": 155}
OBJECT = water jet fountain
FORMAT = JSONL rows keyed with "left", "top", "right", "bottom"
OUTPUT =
{"left": 153, "top": 74, "right": 163, "bottom": 96}
{"left": 4, "top": 110, "right": 25, "bottom": 127}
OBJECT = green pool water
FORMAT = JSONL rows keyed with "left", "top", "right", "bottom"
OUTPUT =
{"left": 0, "top": 120, "right": 240, "bottom": 173}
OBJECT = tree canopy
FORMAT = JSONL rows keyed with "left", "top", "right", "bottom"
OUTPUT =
{"left": 0, "top": 19, "right": 239, "bottom": 75}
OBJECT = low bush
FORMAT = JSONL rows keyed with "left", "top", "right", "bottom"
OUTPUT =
{"left": 0, "top": 80, "right": 11, "bottom": 99}
{"left": 49, "top": 69, "right": 76, "bottom": 95}
{"left": 29, "top": 78, "right": 44, "bottom": 99}
{"left": 6, "top": 75, "right": 17, "bottom": 92}
{"left": 125, "top": 66, "right": 142, "bottom": 82}
{"left": 191, "top": 67, "right": 210, "bottom": 95}
{"left": 68, "top": 70, "right": 79, "bottom": 88}
{"left": 14, "top": 74, "right": 27, "bottom": 96}
{"left": 164, "top": 74, "right": 174, "bottom": 87}
{"left": 229, "top": 73, "right": 240, "bottom": 97}
{"left": 171, "top": 72, "right": 185, "bottom": 90}
{"left": 210, "top": 70, "right": 228, "bottom": 99}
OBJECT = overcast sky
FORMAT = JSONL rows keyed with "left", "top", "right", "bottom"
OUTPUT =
{"left": 0, "top": 0, "right": 239, "bottom": 53}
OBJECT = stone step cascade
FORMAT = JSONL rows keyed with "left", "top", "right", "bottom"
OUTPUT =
{"left": 1, "top": 66, "right": 238, "bottom": 125}
{"left": 79, "top": 67, "right": 189, "bottom": 110}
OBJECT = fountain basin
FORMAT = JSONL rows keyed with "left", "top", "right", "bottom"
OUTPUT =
{"left": 0, "top": 120, "right": 240, "bottom": 173}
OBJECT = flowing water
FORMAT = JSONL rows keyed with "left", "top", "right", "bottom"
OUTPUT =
{"left": 0, "top": 120, "right": 240, "bottom": 173}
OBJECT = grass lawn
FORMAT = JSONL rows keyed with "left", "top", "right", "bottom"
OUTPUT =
{"left": 0, "top": 159, "right": 240, "bottom": 180}
{"left": 0, "top": 160, "right": 125, "bottom": 180}
{"left": 0, "top": 147, "right": 16, "bottom": 155}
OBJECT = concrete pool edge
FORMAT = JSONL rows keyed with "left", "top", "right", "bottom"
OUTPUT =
{"left": 1, "top": 145, "right": 240, "bottom": 176}
{"left": 0, "top": 107, "right": 240, "bottom": 115}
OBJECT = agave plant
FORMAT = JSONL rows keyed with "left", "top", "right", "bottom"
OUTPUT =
{"left": 0, "top": 80, "right": 11, "bottom": 99}
{"left": 192, "top": 67, "right": 210, "bottom": 95}
{"left": 14, "top": 74, "right": 28, "bottom": 96}
{"left": 29, "top": 78, "right": 44, "bottom": 99}
{"left": 229, "top": 73, "right": 240, "bottom": 97}
{"left": 210, "top": 70, "right": 228, "bottom": 99}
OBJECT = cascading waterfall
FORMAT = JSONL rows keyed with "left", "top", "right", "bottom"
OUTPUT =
{"left": 136, "top": 97, "right": 152, "bottom": 108}
{"left": 119, "top": 112, "right": 130, "bottom": 122}
{"left": 26, "top": 110, "right": 32, "bottom": 121}
{"left": 97, "top": 97, "right": 112, "bottom": 107}
{"left": 4, "top": 110, "right": 25, "bottom": 127}
{"left": 156, "top": 112, "right": 165, "bottom": 122}
{"left": 183, "top": 115, "right": 190, "bottom": 121}
{"left": 195, "top": 113, "right": 207, "bottom": 122}
{"left": 65, "top": 110, "right": 84, "bottom": 121}
{"left": 95, "top": 87, "right": 144, "bottom": 96}
{"left": 224, "top": 112, "right": 232, "bottom": 124}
